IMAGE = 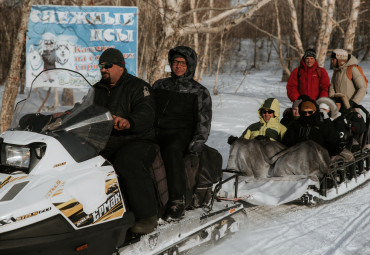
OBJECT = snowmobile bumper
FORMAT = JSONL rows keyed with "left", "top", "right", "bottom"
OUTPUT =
{"left": 0, "top": 212, "right": 134, "bottom": 255}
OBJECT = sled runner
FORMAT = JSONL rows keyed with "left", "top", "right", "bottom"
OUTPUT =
{"left": 0, "top": 69, "right": 246, "bottom": 255}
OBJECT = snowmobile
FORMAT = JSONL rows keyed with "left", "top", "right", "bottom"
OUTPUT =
{"left": 0, "top": 68, "right": 246, "bottom": 255}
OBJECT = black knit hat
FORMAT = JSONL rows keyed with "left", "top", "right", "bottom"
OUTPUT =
{"left": 99, "top": 48, "right": 125, "bottom": 67}
{"left": 303, "top": 49, "right": 316, "bottom": 59}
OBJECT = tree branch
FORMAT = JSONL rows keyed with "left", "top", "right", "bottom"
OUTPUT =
{"left": 306, "top": 0, "right": 345, "bottom": 34}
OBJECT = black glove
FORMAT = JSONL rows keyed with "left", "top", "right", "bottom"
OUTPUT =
{"left": 349, "top": 100, "right": 358, "bottom": 108}
{"left": 227, "top": 135, "right": 238, "bottom": 145}
{"left": 188, "top": 141, "right": 204, "bottom": 155}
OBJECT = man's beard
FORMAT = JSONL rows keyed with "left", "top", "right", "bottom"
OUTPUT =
{"left": 101, "top": 73, "right": 111, "bottom": 84}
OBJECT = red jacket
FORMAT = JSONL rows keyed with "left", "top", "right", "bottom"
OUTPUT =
{"left": 286, "top": 59, "right": 330, "bottom": 102}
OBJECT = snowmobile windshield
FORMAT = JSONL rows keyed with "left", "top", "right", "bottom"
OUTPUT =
{"left": 10, "top": 68, "right": 113, "bottom": 155}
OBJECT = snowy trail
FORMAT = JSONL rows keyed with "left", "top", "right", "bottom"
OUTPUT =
{"left": 195, "top": 60, "right": 370, "bottom": 254}
{"left": 197, "top": 181, "right": 370, "bottom": 255}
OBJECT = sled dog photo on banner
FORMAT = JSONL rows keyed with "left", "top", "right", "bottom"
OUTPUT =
{"left": 26, "top": 5, "right": 138, "bottom": 87}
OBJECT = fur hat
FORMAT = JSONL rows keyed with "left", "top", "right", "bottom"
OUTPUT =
{"left": 331, "top": 49, "right": 348, "bottom": 60}
{"left": 319, "top": 103, "right": 330, "bottom": 111}
{"left": 303, "top": 49, "right": 316, "bottom": 59}
{"left": 99, "top": 48, "right": 125, "bottom": 67}
{"left": 301, "top": 101, "right": 317, "bottom": 112}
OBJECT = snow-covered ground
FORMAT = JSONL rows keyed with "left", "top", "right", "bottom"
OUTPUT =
{"left": 193, "top": 54, "right": 370, "bottom": 255}
{"left": 1, "top": 45, "right": 369, "bottom": 255}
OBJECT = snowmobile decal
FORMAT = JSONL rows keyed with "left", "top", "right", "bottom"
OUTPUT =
{"left": 53, "top": 162, "right": 66, "bottom": 168}
{"left": 52, "top": 174, "right": 124, "bottom": 228}
{"left": 45, "top": 180, "right": 64, "bottom": 198}
{"left": 53, "top": 191, "right": 124, "bottom": 228}
{"left": 0, "top": 175, "right": 27, "bottom": 189}
{"left": 16, "top": 207, "right": 52, "bottom": 221}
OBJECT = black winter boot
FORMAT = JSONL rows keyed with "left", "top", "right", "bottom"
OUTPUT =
{"left": 131, "top": 216, "right": 158, "bottom": 235}
{"left": 166, "top": 199, "right": 185, "bottom": 220}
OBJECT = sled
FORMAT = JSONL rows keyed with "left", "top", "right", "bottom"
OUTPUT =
{"left": 0, "top": 69, "right": 246, "bottom": 255}
{"left": 220, "top": 103, "right": 370, "bottom": 206}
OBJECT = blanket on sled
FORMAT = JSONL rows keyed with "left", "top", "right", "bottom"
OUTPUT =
{"left": 221, "top": 139, "right": 332, "bottom": 205}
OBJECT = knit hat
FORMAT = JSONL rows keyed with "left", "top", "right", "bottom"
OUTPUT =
{"left": 303, "top": 49, "right": 316, "bottom": 59}
{"left": 99, "top": 48, "right": 125, "bottom": 67}
{"left": 301, "top": 101, "right": 317, "bottom": 112}
{"left": 331, "top": 49, "right": 348, "bottom": 60}
{"left": 292, "top": 99, "right": 302, "bottom": 109}
{"left": 319, "top": 103, "right": 330, "bottom": 111}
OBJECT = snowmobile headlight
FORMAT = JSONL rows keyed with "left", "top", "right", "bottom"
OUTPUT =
{"left": 2, "top": 145, "right": 30, "bottom": 168}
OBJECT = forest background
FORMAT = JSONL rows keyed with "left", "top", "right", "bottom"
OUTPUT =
{"left": 0, "top": 0, "right": 369, "bottom": 132}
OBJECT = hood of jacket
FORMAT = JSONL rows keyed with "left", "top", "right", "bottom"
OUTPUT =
{"left": 168, "top": 46, "right": 197, "bottom": 81}
{"left": 316, "top": 97, "right": 339, "bottom": 119}
{"left": 336, "top": 54, "right": 359, "bottom": 70}
{"left": 258, "top": 98, "right": 281, "bottom": 123}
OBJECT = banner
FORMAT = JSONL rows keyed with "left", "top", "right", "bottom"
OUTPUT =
{"left": 26, "top": 5, "right": 138, "bottom": 87}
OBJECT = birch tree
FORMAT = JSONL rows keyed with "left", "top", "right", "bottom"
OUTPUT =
{"left": 0, "top": 0, "right": 33, "bottom": 132}
{"left": 316, "top": 0, "right": 336, "bottom": 67}
{"left": 148, "top": 0, "right": 273, "bottom": 85}
{"left": 344, "top": 0, "right": 361, "bottom": 53}
{"left": 286, "top": 0, "right": 304, "bottom": 57}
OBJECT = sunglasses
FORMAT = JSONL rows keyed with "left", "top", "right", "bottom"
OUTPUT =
{"left": 172, "top": 60, "right": 187, "bottom": 67}
{"left": 301, "top": 111, "right": 314, "bottom": 115}
{"left": 262, "top": 110, "right": 274, "bottom": 114}
{"left": 99, "top": 63, "right": 114, "bottom": 69}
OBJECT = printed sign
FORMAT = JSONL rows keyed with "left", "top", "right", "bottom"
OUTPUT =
{"left": 26, "top": 5, "right": 138, "bottom": 87}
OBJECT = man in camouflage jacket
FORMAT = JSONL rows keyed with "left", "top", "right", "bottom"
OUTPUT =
{"left": 153, "top": 46, "right": 212, "bottom": 219}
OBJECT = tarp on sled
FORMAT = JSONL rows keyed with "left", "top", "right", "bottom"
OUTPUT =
{"left": 221, "top": 139, "right": 332, "bottom": 205}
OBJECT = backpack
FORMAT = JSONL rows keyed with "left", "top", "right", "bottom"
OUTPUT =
{"left": 346, "top": 65, "right": 368, "bottom": 88}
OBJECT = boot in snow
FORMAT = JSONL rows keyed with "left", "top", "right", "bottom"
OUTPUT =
{"left": 131, "top": 216, "right": 158, "bottom": 235}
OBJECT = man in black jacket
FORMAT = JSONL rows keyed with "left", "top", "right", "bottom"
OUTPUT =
{"left": 153, "top": 46, "right": 212, "bottom": 219}
{"left": 93, "top": 48, "right": 158, "bottom": 234}
{"left": 282, "top": 98, "right": 338, "bottom": 156}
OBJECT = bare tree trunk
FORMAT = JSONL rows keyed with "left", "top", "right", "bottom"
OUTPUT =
{"left": 198, "top": 0, "right": 213, "bottom": 82}
{"left": 286, "top": 0, "right": 304, "bottom": 56}
{"left": 274, "top": 0, "right": 290, "bottom": 80}
{"left": 315, "top": 0, "right": 328, "bottom": 55}
{"left": 344, "top": 0, "right": 361, "bottom": 54}
{"left": 214, "top": 33, "right": 225, "bottom": 95}
{"left": 190, "top": 0, "right": 199, "bottom": 81}
{"left": 0, "top": 0, "right": 33, "bottom": 132}
{"left": 317, "top": 0, "right": 336, "bottom": 67}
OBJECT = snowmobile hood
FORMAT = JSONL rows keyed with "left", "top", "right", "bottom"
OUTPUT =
{"left": 168, "top": 46, "right": 197, "bottom": 81}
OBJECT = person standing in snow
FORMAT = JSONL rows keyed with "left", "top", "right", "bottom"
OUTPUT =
{"left": 93, "top": 48, "right": 158, "bottom": 235}
{"left": 286, "top": 49, "right": 330, "bottom": 102}
{"left": 153, "top": 46, "right": 212, "bottom": 220}
{"left": 329, "top": 49, "right": 367, "bottom": 106}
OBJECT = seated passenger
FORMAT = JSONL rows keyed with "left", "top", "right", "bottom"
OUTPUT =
{"left": 281, "top": 95, "right": 310, "bottom": 127}
{"left": 282, "top": 98, "right": 339, "bottom": 156}
{"left": 317, "top": 97, "right": 347, "bottom": 155}
{"left": 332, "top": 93, "right": 366, "bottom": 150}
{"left": 243, "top": 98, "right": 287, "bottom": 141}
{"left": 153, "top": 46, "right": 212, "bottom": 220}
{"left": 229, "top": 98, "right": 287, "bottom": 145}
